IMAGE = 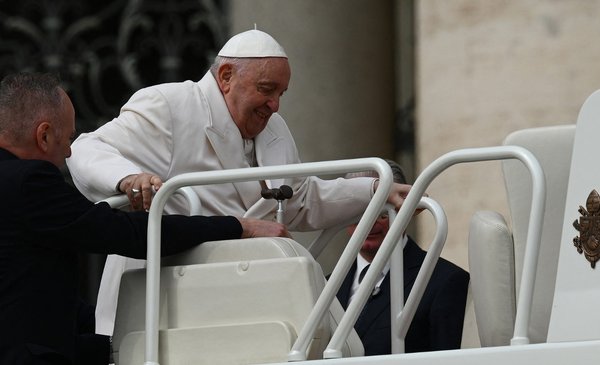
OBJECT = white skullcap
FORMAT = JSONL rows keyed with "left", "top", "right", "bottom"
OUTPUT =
{"left": 218, "top": 29, "right": 287, "bottom": 58}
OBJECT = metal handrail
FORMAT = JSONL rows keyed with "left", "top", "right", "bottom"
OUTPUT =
{"left": 143, "top": 158, "right": 394, "bottom": 365}
{"left": 99, "top": 186, "right": 202, "bottom": 215}
{"left": 323, "top": 145, "right": 545, "bottom": 358}
{"left": 319, "top": 197, "right": 447, "bottom": 358}
{"left": 391, "top": 197, "right": 448, "bottom": 353}
{"left": 139, "top": 146, "right": 544, "bottom": 364}
{"left": 305, "top": 198, "right": 447, "bottom": 355}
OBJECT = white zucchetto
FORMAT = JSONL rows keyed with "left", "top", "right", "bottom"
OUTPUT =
{"left": 218, "top": 29, "right": 287, "bottom": 58}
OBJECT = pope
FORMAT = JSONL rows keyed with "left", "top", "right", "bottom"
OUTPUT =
{"left": 67, "top": 28, "right": 414, "bottom": 336}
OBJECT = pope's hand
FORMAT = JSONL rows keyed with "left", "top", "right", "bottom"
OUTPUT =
{"left": 374, "top": 181, "right": 426, "bottom": 214}
{"left": 118, "top": 173, "right": 163, "bottom": 211}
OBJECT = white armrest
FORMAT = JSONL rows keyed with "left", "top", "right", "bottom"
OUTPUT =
{"left": 468, "top": 210, "right": 516, "bottom": 347}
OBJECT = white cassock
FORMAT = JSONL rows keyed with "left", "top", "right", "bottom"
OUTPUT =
{"left": 67, "top": 71, "right": 376, "bottom": 335}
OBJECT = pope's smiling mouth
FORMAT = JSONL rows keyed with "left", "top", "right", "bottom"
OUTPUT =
{"left": 256, "top": 110, "right": 269, "bottom": 119}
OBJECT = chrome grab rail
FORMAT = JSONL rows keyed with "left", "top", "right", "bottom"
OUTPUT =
{"left": 136, "top": 146, "right": 543, "bottom": 364}
{"left": 322, "top": 146, "right": 545, "bottom": 359}
{"left": 305, "top": 198, "right": 447, "bottom": 355}
{"left": 390, "top": 197, "right": 448, "bottom": 353}
{"left": 320, "top": 196, "right": 447, "bottom": 358}
{"left": 143, "top": 158, "right": 394, "bottom": 365}
{"left": 99, "top": 186, "right": 202, "bottom": 215}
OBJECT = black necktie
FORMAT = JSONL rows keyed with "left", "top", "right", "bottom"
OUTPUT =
{"left": 358, "top": 264, "right": 370, "bottom": 284}
{"left": 356, "top": 264, "right": 377, "bottom": 324}
{"left": 358, "top": 264, "right": 381, "bottom": 298}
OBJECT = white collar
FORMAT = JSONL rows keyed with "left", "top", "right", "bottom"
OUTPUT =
{"left": 349, "top": 234, "right": 407, "bottom": 303}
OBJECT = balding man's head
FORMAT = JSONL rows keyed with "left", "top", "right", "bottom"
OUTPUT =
{"left": 345, "top": 159, "right": 408, "bottom": 185}
{"left": 0, "top": 72, "right": 75, "bottom": 167}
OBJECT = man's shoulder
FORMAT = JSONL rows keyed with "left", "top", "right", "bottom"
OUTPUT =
{"left": 429, "top": 255, "right": 470, "bottom": 290}
{"left": 0, "top": 158, "right": 65, "bottom": 215}
{"left": 126, "top": 80, "right": 207, "bottom": 115}
{"left": 407, "top": 237, "right": 469, "bottom": 279}
{"left": 435, "top": 256, "right": 469, "bottom": 277}
{"left": 1, "top": 157, "right": 58, "bottom": 179}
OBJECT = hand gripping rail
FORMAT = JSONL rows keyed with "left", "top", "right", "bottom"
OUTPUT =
{"left": 321, "top": 145, "right": 546, "bottom": 359}
{"left": 142, "top": 158, "right": 394, "bottom": 365}
{"left": 99, "top": 186, "right": 202, "bottom": 215}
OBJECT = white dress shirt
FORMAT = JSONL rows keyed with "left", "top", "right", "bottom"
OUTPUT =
{"left": 348, "top": 234, "right": 408, "bottom": 304}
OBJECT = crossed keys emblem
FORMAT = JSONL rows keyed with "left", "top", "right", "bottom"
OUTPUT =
{"left": 573, "top": 189, "right": 600, "bottom": 268}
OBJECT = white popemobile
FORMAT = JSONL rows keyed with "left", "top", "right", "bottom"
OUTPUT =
{"left": 104, "top": 88, "right": 600, "bottom": 365}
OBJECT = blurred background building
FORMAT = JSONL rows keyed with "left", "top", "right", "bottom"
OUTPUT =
{"left": 2, "top": 0, "right": 599, "bottom": 305}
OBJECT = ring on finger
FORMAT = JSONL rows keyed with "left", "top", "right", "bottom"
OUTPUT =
{"left": 131, "top": 188, "right": 141, "bottom": 194}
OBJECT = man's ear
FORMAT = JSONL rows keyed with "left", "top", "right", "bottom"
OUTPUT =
{"left": 35, "top": 121, "right": 51, "bottom": 152}
{"left": 216, "top": 64, "right": 233, "bottom": 93}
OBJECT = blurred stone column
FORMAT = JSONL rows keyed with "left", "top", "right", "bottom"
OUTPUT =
{"left": 226, "top": 0, "right": 397, "bottom": 273}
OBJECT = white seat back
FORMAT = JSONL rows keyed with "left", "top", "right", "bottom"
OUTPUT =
{"left": 460, "top": 283, "right": 482, "bottom": 349}
{"left": 468, "top": 124, "right": 575, "bottom": 346}
{"left": 112, "top": 237, "right": 363, "bottom": 364}
{"left": 548, "top": 90, "right": 600, "bottom": 342}
{"left": 468, "top": 210, "right": 516, "bottom": 346}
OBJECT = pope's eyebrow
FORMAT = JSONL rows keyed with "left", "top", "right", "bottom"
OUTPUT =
{"left": 257, "top": 80, "right": 277, "bottom": 87}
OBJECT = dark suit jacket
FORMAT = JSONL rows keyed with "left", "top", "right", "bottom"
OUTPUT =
{"left": 336, "top": 237, "right": 470, "bottom": 355}
{"left": 0, "top": 148, "right": 242, "bottom": 365}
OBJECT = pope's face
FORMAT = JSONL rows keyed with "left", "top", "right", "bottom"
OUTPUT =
{"left": 347, "top": 214, "right": 391, "bottom": 262}
{"left": 219, "top": 57, "right": 290, "bottom": 139}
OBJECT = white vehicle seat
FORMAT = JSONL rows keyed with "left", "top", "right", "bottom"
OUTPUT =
{"left": 112, "top": 237, "right": 364, "bottom": 364}
{"left": 467, "top": 124, "right": 575, "bottom": 346}
{"left": 460, "top": 283, "right": 481, "bottom": 348}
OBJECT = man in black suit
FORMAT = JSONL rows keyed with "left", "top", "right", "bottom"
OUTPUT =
{"left": 336, "top": 160, "right": 470, "bottom": 355}
{"left": 0, "top": 72, "right": 288, "bottom": 365}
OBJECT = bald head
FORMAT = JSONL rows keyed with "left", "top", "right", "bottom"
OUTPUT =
{"left": 0, "top": 72, "right": 63, "bottom": 143}
{"left": 0, "top": 72, "right": 75, "bottom": 167}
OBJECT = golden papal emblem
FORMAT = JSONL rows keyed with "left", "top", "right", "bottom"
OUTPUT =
{"left": 573, "top": 189, "right": 600, "bottom": 268}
